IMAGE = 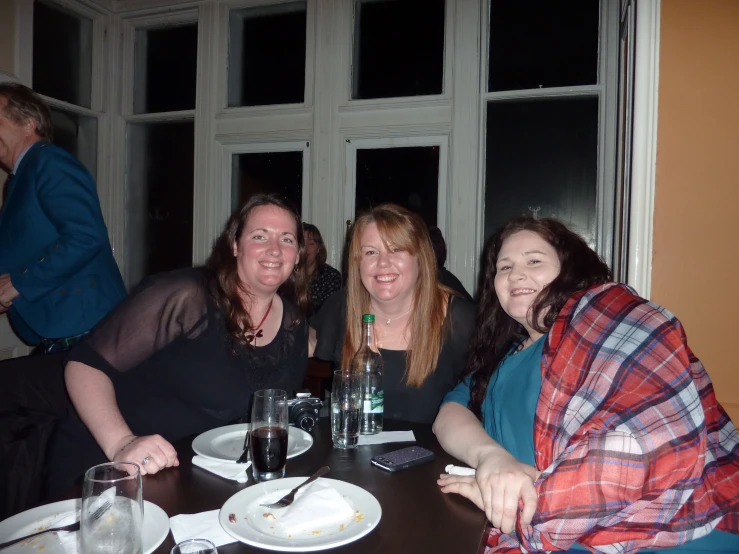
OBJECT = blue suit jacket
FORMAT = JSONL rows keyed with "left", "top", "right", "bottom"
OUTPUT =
{"left": 0, "top": 141, "right": 126, "bottom": 343}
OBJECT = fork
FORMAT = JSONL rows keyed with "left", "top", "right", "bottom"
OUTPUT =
{"left": 236, "top": 428, "right": 250, "bottom": 464}
{"left": 0, "top": 500, "right": 112, "bottom": 549}
{"left": 260, "top": 466, "right": 330, "bottom": 509}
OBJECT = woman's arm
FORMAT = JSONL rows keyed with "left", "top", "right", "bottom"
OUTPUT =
{"left": 65, "top": 361, "right": 179, "bottom": 474}
{"left": 433, "top": 402, "right": 539, "bottom": 533}
{"left": 308, "top": 326, "right": 317, "bottom": 358}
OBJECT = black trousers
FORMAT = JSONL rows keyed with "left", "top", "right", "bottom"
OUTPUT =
{"left": 0, "top": 352, "right": 71, "bottom": 519}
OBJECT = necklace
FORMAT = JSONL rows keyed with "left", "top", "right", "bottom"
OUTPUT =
{"left": 372, "top": 305, "right": 412, "bottom": 326}
{"left": 246, "top": 299, "right": 273, "bottom": 344}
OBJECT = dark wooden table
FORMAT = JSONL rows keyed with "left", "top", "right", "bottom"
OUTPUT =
{"left": 141, "top": 419, "right": 489, "bottom": 553}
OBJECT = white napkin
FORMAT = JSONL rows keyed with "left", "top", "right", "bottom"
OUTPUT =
{"left": 445, "top": 464, "right": 476, "bottom": 476}
{"left": 192, "top": 456, "right": 250, "bottom": 483}
{"left": 357, "top": 431, "right": 415, "bottom": 445}
{"left": 40, "top": 510, "right": 79, "bottom": 554}
{"left": 169, "top": 510, "right": 236, "bottom": 547}
{"left": 271, "top": 481, "right": 355, "bottom": 536}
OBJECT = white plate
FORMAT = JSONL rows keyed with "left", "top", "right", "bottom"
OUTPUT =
{"left": 219, "top": 477, "right": 381, "bottom": 552}
{"left": 192, "top": 423, "right": 313, "bottom": 463}
{"left": 0, "top": 499, "right": 169, "bottom": 554}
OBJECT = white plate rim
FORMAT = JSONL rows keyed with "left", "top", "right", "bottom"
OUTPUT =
{"left": 0, "top": 499, "right": 169, "bottom": 554}
{"left": 218, "top": 477, "right": 382, "bottom": 552}
{"left": 192, "top": 423, "right": 313, "bottom": 463}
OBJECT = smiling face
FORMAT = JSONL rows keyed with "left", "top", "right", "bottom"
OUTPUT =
{"left": 494, "top": 230, "right": 561, "bottom": 339}
{"left": 0, "top": 96, "right": 38, "bottom": 171}
{"left": 232, "top": 204, "right": 300, "bottom": 297}
{"left": 358, "top": 221, "right": 419, "bottom": 310}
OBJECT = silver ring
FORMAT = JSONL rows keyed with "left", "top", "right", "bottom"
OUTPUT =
{"left": 141, "top": 456, "right": 151, "bottom": 465}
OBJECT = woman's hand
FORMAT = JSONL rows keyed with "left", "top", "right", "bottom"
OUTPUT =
{"left": 438, "top": 474, "right": 484, "bottom": 511}
{"left": 473, "top": 447, "right": 539, "bottom": 533}
{"left": 111, "top": 434, "right": 179, "bottom": 476}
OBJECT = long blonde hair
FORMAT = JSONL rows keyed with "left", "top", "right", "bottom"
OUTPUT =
{"left": 341, "top": 204, "right": 451, "bottom": 387}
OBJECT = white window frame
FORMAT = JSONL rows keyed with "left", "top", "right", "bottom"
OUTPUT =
{"left": 342, "top": 134, "right": 449, "bottom": 245}
{"left": 217, "top": 0, "right": 316, "bottom": 115}
{"left": 476, "top": 0, "right": 620, "bottom": 276}
{"left": 220, "top": 139, "right": 312, "bottom": 220}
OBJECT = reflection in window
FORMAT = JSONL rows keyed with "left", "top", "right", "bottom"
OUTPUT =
{"left": 484, "top": 97, "right": 598, "bottom": 246}
{"left": 49, "top": 107, "right": 98, "bottom": 178}
{"left": 355, "top": 146, "right": 439, "bottom": 226}
{"left": 488, "top": 0, "right": 599, "bottom": 92}
{"left": 33, "top": 0, "right": 92, "bottom": 108}
{"left": 228, "top": 2, "right": 307, "bottom": 107}
{"left": 134, "top": 24, "right": 198, "bottom": 114}
{"left": 126, "top": 121, "right": 194, "bottom": 287}
{"left": 231, "top": 152, "right": 303, "bottom": 214}
{"left": 353, "top": 0, "right": 445, "bottom": 100}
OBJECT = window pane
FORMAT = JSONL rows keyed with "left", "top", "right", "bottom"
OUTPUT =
{"left": 33, "top": 0, "right": 92, "bottom": 108}
{"left": 353, "top": 0, "right": 445, "bottom": 100}
{"left": 488, "top": 0, "right": 599, "bottom": 92}
{"left": 134, "top": 24, "right": 198, "bottom": 114}
{"left": 126, "top": 121, "right": 194, "bottom": 287}
{"left": 484, "top": 97, "right": 598, "bottom": 247}
{"left": 231, "top": 152, "right": 303, "bottom": 214}
{"left": 228, "top": 3, "right": 307, "bottom": 107}
{"left": 355, "top": 146, "right": 439, "bottom": 226}
{"left": 49, "top": 107, "right": 97, "bottom": 178}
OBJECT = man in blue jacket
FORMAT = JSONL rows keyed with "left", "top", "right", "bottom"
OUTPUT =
{"left": 0, "top": 83, "right": 126, "bottom": 353}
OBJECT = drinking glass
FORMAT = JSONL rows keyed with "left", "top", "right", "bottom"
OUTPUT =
{"left": 170, "top": 539, "right": 218, "bottom": 554}
{"left": 81, "top": 461, "right": 143, "bottom": 554}
{"left": 249, "top": 388, "right": 288, "bottom": 482}
{"left": 331, "top": 370, "right": 363, "bottom": 449}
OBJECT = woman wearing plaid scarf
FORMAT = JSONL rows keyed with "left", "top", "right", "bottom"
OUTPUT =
{"left": 434, "top": 217, "right": 739, "bottom": 553}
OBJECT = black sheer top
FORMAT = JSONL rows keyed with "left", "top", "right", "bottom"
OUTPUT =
{"left": 67, "top": 268, "right": 308, "bottom": 440}
{"left": 311, "top": 290, "right": 475, "bottom": 424}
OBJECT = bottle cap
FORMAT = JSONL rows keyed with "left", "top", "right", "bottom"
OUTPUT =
{"left": 362, "top": 314, "right": 375, "bottom": 323}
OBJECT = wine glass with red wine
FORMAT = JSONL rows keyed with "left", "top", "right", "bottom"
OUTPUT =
{"left": 250, "top": 389, "right": 288, "bottom": 482}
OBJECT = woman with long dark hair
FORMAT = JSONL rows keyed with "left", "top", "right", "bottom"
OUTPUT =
{"left": 302, "top": 222, "right": 341, "bottom": 314}
{"left": 45, "top": 193, "right": 310, "bottom": 494}
{"left": 433, "top": 217, "right": 739, "bottom": 553}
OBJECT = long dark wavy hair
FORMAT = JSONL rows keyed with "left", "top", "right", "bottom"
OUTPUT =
{"left": 464, "top": 217, "right": 612, "bottom": 419}
{"left": 206, "top": 193, "right": 310, "bottom": 350}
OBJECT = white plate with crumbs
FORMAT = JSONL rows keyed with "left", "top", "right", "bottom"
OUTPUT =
{"left": 192, "top": 423, "right": 313, "bottom": 463}
{"left": 219, "top": 477, "right": 381, "bottom": 551}
{"left": 0, "top": 499, "right": 169, "bottom": 554}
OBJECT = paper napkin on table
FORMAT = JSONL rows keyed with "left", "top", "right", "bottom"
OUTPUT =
{"left": 357, "top": 431, "right": 415, "bottom": 445}
{"left": 192, "top": 455, "right": 249, "bottom": 483}
{"left": 271, "top": 480, "right": 355, "bottom": 536}
{"left": 445, "top": 464, "right": 476, "bottom": 476}
{"left": 43, "top": 510, "right": 79, "bottom": 554}
{"left": 170, "top": 510, "right": 236, "bottom": 547}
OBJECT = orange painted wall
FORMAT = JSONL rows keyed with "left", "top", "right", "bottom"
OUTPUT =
{"left": 652, "top": 0, "right": 739, "bottom": 422}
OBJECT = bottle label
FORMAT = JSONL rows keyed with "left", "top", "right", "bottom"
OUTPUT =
{"left": 363, "top": 390, "right": 384, "bottom": 414}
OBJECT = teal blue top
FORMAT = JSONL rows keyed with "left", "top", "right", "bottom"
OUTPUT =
{"left": 441, "top": 336, "right": 739, "bottom": 553}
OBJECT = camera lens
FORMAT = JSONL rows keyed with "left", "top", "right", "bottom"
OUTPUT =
{"left": 292, "top": 403, "right": 316, "bottom": 432}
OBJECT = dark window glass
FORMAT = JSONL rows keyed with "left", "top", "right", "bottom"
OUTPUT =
{"left": 355, "top": 146, "right": 439, "bottom": 226}
{"left": 49, "top": 107, "right": 97, "bottom": 178}
{"left": 232, "top": 152, "right": 303, "bottom": 214}
{"left": 134, "top": 24, "right": 198, "bottom": 114}
{"left": 353, "top": 0, "right": 445, "bottom": 99}
{"left": 488, "top": 0, "right": 599, "bottom": 92}
{"left": 126, "top": 121, "right": 194, "bottom": 287}
{"left": 33, "top": 0, "right": 92, "bottom": 108}
{"left": 484, "top": 97, "right": 598, "bottom": 246}
{"left": 228, "top": 3, "right": 307, "bottom": 107}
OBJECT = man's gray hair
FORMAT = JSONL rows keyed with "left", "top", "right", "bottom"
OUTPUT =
{"left": 0, "top": 83, "right": 53, "bottom": 142}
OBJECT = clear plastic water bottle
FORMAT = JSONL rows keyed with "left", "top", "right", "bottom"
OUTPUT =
{"left": 353, "top": 314, "right": 383, "bottom": 435}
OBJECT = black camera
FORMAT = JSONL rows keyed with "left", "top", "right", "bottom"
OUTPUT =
{"left": 288, "top": 393, "right": 322, "bottom": 432}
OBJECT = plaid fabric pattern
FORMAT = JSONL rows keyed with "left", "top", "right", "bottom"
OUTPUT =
{"left": 488, "top": 284, "right": 739, "bottom": 553}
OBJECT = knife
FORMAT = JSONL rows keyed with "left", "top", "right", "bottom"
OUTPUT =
{"left": 236, "top": 428, "right": 250, "bottom": 464}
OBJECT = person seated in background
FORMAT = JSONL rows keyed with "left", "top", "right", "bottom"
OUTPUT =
{"left": 43, "top": 193, "right": 310, "bottom": 497}
{"left": 433, "top": 216, "right": 739, "bottom": 553}
{"left": 310, "top": 204, "right": 475, "bottom": 424}
{"left": 303, "top": 222, "right": 342, "bottom": 315}
{"left": 428, "top": 226, "right": 472, "bottom": 301}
